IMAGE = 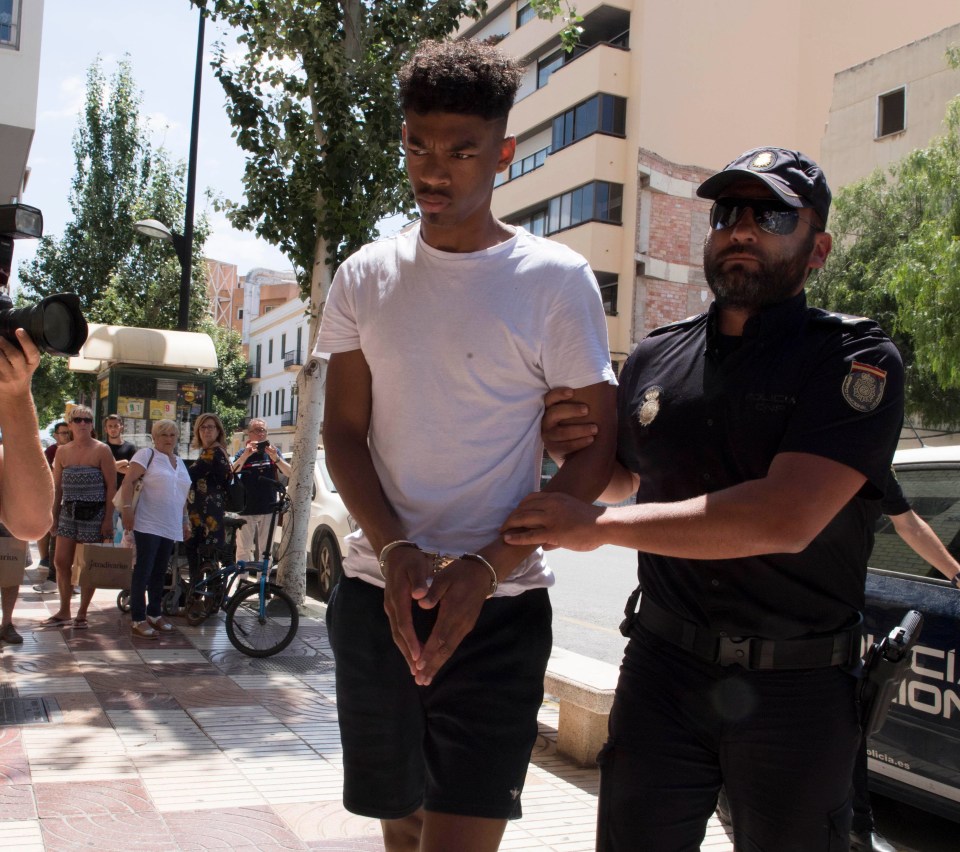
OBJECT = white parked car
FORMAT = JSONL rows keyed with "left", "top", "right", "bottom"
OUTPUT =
{"left": 282, "top": 450, "right": 355, "bottom": 602}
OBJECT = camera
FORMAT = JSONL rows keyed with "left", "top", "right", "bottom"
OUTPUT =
{"left": 257, "top": 440, "right": 270, "bottom": 452}
{"left": 0, "top": 292, "right": 88, "bottom": 356}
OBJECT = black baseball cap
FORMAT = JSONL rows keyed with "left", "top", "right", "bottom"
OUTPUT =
{"left": 697, "top": 147, "right": 832, "bottom": 226}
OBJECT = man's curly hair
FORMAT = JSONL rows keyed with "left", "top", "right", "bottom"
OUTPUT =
{"left": 399, "top": 40, "right": 522, "bottom": 122}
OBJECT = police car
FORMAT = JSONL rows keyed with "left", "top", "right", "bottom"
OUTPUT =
{"left": 866, "top": 444, "right": 960, "bottom": 822}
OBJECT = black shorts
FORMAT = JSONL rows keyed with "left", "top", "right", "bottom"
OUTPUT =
{"left": 327, "top": 575, "right": 552, "bottom": 821}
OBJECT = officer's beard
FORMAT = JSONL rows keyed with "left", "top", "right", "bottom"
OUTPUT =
{"left": 703, "top": 230, "right": 815, "bottom": 311}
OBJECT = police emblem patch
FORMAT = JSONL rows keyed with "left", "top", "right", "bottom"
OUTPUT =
{"left": 637, "top": 386, "right": 662, "bottom": 426}
{"left": 749, "top": 150, "right": 776, "bottom": 171}
{"left": 842, "top": 362, "right": 887, "bottom": 412}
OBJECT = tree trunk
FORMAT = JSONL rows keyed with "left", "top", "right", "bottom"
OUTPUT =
{"left": 277, "top": 229, "right": 331, "bottom": 608}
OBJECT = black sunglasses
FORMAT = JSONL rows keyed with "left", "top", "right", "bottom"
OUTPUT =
{"left": 710, "top": 198, "right": 817, "bottom": 237}
{"left": 71, "top": 417, "right": 93, "bottom": 424}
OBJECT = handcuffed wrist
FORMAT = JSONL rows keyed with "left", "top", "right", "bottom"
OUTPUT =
{"left": 378, "top": 540, "right": 420, "bottom": 580}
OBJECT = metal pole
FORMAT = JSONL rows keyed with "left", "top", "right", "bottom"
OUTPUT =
{"left": 179, "top": 8, "right": 205, "bottom": 331}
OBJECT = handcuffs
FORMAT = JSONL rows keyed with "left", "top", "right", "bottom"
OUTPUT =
{"left": 378, "top": 539, "right": 499, "bottom": 598}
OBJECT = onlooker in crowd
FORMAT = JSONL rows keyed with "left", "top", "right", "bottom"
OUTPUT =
{"left": 504, "top": 147, "right": 904, "bottom": 850}
{"left": 231, "top": 418, "right": 290, "bottom": 563}
{"left": 317, "top": 39, "right": 616, "bottom": 851}
{"left": 48, "top": 405, "right": 116, "bottom": 628}
{"left": 33, "top": 420, "right": 72, "bottom": 593}
{"left": 103, "top": 413, "right": 136, "bottom": 541}
{"left": 119, "top": 419, "right": 191, "bottom": 639}
{"left": 0, "top": 329, "right": 54, "bottom": 644}
{"left": 185, "top": 413, "right": 232, "bottom": 588}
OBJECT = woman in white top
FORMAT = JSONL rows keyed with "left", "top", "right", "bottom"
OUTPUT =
{"left": 118, "top": 419, "right": 191, "bottom": 639}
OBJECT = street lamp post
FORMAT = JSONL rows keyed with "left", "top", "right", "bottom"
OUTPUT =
{"left": 132, "top": 6, "right": 204, "bottom": 331}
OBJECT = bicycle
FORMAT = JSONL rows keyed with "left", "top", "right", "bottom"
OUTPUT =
{"left": 184, "top": 480, "right": 299, "bottom": 657}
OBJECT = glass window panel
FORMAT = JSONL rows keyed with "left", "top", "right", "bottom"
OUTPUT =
{"left": 580, "top": 183, "right": 594, "bottom": 222}
{"left": 608, "top": 183, "right": 623, "bottom": 223}
{"left": 548, "top": 197, "right": 561, "bottom": 234}
{"left": 552, "top": 115, "right": 565, "bottom": 152}
{"left": 559, "top": 192, "right": 572, "bottom": 230}
{"left": 575, "top": 97, "right": 599, "bottom": 140}
{"left": 571, "top": 187, "right": 583, "bottom": 226}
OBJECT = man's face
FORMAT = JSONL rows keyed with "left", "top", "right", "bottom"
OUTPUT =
{"left": 703, "top": 181, "right": 830, "bottom": 311}
{"left": 402, "top": 110, "right": 515, "bottom": 246}
{"left": 54, "top": 426, "right": 72, "bottom": 445}
{"left": 104, "top": 419, "right": 123, "bottom": 440}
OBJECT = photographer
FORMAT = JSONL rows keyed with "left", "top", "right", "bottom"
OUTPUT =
{"left": 0, "top": 329, "right": 55, "bottom": 643}
{"left": 231, "top": 419, "right": 290, "bottom": 562}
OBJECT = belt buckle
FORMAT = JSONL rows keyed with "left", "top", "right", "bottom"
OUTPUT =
{"left": 718, "top": 636, "right": 756, "bottom": 668}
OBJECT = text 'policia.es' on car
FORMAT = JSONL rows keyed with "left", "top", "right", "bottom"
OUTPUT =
{"left": 866, "top": 443, "right": 960, "bottom": 822}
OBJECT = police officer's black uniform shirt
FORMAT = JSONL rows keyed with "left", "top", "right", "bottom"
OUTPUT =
{"left": 617, "top": 292, "right": 904, "bottom": 640}
{"left": 880, "top": 467, "right": 911, "bottom": 517}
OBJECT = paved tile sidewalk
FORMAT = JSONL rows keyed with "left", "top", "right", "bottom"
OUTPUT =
{"left": 1, "top": 558, "right": 734, "bottom": 851}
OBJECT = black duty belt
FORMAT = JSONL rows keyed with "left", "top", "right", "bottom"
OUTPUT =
{"left": 637, "top": 596, "right": 860, "bottom": 671}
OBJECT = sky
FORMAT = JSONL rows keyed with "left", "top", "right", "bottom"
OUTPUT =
{"left": 12, "top": 0, "right": 364, "bottom": 291}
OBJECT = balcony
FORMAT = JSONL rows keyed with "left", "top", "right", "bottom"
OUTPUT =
{"left": 283, "top": 350, "right": 302, "bottom": 371}
{"left": 280, "top": 411, "right": 296, "bottom": 427}
{"left": 245, "top": 364, "right": 261, "bottom": 382}
{"left": 508, "top": 43, "right": 631, "bottom": 138}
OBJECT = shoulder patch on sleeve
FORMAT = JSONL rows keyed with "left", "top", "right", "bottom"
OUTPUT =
{"left": 842, "top": 361, "right": 887, "bottom": 412}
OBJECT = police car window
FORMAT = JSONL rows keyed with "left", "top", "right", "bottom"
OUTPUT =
{"left": 871, "top": 467, "right": 960, "bottom": 577}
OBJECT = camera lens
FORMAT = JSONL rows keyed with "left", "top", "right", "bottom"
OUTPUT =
{"left": 0, "top": 293, "right": 88, "bottom": 356}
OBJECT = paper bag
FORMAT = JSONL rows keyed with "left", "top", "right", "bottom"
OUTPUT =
{"left": 76, "top": 542, "right": 134, "bottom": 589}
{"left": 0, "top": 538, "right": 27, "bottom": 586}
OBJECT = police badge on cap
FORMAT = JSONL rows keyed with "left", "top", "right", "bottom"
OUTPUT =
{"left": 842, "top": 362, "right": 887, "bottom": 412}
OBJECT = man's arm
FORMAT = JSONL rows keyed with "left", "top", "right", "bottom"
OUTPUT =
{"left": 889, "top": 510, "right": 960, "bottom": 583}
{"left": 0, "top": 332, "right": 53, "bottom": 541}
{"left": 322, "top": 350, "right": 434, "bottom": 674}
{"left": 504, "top": 451, "right": 866, "bottom": 557}
{"left": 413, "top": 380, "right": 617, "bottom": 685}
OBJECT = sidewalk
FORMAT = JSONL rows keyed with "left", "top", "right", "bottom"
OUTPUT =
{"left": 0, "top": 556, "right": 734, "bottom": 851}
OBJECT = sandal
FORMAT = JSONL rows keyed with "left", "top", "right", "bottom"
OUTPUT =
{"left": 72, "top": 616, "right": 89, "bottom": 630}
{"left": 146, "top": 615, "right": 174, "bottom": 633}
{"left": 131, "top": 621, "right": 158, "bottom": 639}
{"left": 43, "top": 615, "right": 71, "bottom": 626}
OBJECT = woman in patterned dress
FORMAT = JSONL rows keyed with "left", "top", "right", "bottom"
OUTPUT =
{"left": 185, "top": 413, "right": 232, "bottom": 589}
{"left": 48, "top": 405, "right": 117, "bottom": 628}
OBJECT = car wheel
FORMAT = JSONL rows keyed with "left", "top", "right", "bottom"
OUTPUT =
{"left": 313, "top": 530, "right": 343, "bottom": 603}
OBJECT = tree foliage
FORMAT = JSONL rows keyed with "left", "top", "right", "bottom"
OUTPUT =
{"left": 811, "top": 96, "right": 960, "bottom": 429}
{"left": 17, "top": 56, "right": 247, "bottom": 426}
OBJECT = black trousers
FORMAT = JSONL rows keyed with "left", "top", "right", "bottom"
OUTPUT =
{"left": 597, "top": 627, "right": 860, "bottom": 852}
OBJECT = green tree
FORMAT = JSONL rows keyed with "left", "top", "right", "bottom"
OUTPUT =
{"left": 18, "top": 56, "right": 239, "bottom": 426}
{"left": 202, "top": 318, "right": 250, "bottom": 435}
{"left": 197, "top": 0, "right": 579, "bottom": 603}
{"left": 811, "top": 96, "right": 960, "bottom": 431}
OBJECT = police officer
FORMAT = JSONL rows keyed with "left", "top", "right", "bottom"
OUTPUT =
{"left": 503, "top": 147, "right": 905, "bottom": 851}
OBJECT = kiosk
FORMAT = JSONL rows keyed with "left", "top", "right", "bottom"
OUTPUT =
{"left": 68, "top": 324, "right": 218, "bottom": 459}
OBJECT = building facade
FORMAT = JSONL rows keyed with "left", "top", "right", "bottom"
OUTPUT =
{"left": 821, "top": 23, "right": 960, "bottom": 188}
{"left": 461, "top": 0, "right": 960, "bottom": 353}
{"left": 244, "top": 295, "right": 310, "bottom": 453}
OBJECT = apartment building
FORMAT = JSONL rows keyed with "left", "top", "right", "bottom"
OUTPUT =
{"left": 245, "top": 295, "right": 310, "bottom": 452}
{"left": 205, "top": 258, "right": 245, "bottom": 336}
{"left": 821, "top": 23, "right": 960, "bottom": 188}
{"left": 461, "top": 0, "right": 960, "bottom": 353}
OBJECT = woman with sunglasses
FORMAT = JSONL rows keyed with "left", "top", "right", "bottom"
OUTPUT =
{"left": 48, "top": 405, "right": 117, "bottom": 628}
{"left": 185, "top": 413, "right": 232, "bottom": 590}
{"left": 119, "top": 419, "right": 191, "bottom": 639}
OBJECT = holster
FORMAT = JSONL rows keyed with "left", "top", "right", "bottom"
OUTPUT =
{"left": 857, "top": 609, "right": 924, "bottom": 738}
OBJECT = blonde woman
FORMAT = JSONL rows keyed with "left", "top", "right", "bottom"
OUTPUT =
{"left": 48, "top": 405, "right": 116, "bottom": 628}
{"left": 186, "top": 413, "right": 232, "bottom": 588}
{"left": 119, "top": 420, "right": 191, "bottom": 639}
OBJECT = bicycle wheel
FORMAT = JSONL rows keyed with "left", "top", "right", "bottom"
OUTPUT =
{"left": 225, "top": 583, "right": 299, "bottom": 657}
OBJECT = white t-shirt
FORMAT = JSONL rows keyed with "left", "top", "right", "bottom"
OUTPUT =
{"left": 316, "top": 224, "right": 616, "bottom": 595}
{"left": 131, "top": 448, "right": 191, "bottom": 541}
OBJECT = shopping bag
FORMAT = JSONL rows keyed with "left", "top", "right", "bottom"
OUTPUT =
{"left": 0, "top": 537, "right": 27, "bottom": 586}
{"left": 76, "top": 542, "right": 134, "bottom": 589}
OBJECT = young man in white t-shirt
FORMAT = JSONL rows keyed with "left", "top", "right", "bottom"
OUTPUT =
{"left": 316, "top": 39, "right": 617, "bottom": 852}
